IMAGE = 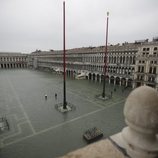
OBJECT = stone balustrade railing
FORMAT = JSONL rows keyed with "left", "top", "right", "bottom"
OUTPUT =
{"left": 61, "top": 86, "right": 158, "bottom": 158}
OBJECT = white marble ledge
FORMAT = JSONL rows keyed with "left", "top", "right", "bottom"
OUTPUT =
{"left": 60, "top": 139, "right": 128, "bottom": 158}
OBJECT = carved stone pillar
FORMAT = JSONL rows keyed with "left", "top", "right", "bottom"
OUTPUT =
{"left": 111, "top": 86, "right": 158, "bottom": 158}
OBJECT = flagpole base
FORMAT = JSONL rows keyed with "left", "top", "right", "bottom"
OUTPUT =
{"left": 55, "top": 102, "right": 76, "bottom": 113}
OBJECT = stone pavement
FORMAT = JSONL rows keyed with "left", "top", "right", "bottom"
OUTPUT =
{"left": 0, "top": 69, "right": 131, "bottom": 158}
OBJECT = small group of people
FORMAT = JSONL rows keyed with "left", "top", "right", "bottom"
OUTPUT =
{"left": 44, "top": 93, "right": 57, "bottom": 100}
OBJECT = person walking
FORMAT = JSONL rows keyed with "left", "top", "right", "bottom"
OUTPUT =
{"left": 45, "top": 94, "right": 47, "bottom": 100}
{"left": 55, "top": 93, "right": 57, "bottom": 100}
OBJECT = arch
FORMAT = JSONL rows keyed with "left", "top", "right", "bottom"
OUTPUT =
{"left": 126, "top": 56, "right": 129, "bottom": 64}
{"left": 121, "top": 78, "right": 126, "bottom": 86}
{"left": 133, "top": 56, "right": 135, "bottom": 64}
{"left": 125, "top": 67, "right": 128, "bottom": 74}
{"left": 117, "top": 56, "right": 119, "bottom": 63}
{"left": 110, "top": 76, "right": 115, "bottom": 84}
{"left": 128, "top": 67, "right": 131, "bottom": 75}
{"left": 70, "top": 70, "right": 73, "bottom": 77}
{"left": 153, "top": 67, "right": 156, "bottom": 74}
{"left": 68, "top": 70, "right": 71, "bottom": 76}
{"left": 116, "top": 67, "right": 119, "bottom": 73}
{"left": 116, "top": 77, "right": 120, "bottom": 85}
{"left": 130, "top": 56, "right": 132, "bottom": 64}
{"left": 149, "top": 67, "right": 152, "bottom": 73}
{"left": 123, "top": 56, "right": 125, "bottom": 64}
{"left": 92, "top": 73, "right": 95, "bottom": 81}
{"left": 89, "top": 73, "right": 92, "bottom": 80}
{"left": 109, "top": 56, "right": 111, "bottom": 63}
{"left": 101, "top": 75, "right": 104, "bottom": 82}
{"left": 136, "top": 82, "right": 141, "bottom": 87}
{"left": 132, "top": 67, "right": 135, "bottom": 73}
{"left": 113, "top": 67, "right": 115, "bottom": 73}
{"left": 96, "top": 74, "right": 100, "bottom": 82}
{"left": 114, "top": 56, "right": 116, "bottom": 63}
{"left": 120, "top": 56, "right": 122, "bottom": 64}
{"left": 105, "top": 75, "right": 109, "bottom": 83}
{"left": 118, "top": 67, "right": 121, "bottom": 74}
{"left": 127, "top": 79, "right": 132, "bottom": 87}
{"left": 66, "top": 70, "right": 69, "bottom": 76}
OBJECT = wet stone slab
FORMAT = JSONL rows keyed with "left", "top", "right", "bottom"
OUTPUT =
{"left": 0, "top": 69, "right": 130, "bottom": 158}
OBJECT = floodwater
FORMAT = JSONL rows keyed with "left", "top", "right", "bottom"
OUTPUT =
{"left": 0, "top": 69, "right": 130, "bottom": 158}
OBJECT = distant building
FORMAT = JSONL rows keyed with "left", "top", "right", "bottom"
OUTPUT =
{"left": 133, "top": 42, "right": 158, "bottom": 90}
{"left": 0, "top": 38, "right": 158, "bottom": 91}
{"left": 0, "top": 52, "right": 28, "bottom": 69}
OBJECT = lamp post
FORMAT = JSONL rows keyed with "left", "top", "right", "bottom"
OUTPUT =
{"left": 102, "top": 12, "right": 109, "bottom": 98}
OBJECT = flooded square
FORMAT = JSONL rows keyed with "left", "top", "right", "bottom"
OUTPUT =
{"left": 0, "top": 69, "right": 130, "bottom": 158}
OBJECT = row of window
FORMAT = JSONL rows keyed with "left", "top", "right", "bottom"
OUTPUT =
{"left": 136, "top": 75, "right": 155, "bottom": 83}
{"left": 142, "top": 47, "right": 158, "bottom": 51}
{"left": 0, "top": 63, "right": 27, "bottom": 68}
{"left": 37, "top": 56, "right": 136, "bottom": 65}
{"left": 0, "top": 57, "right": 27, "bottom": 62}
{"left": 137, "top": 66, "right": 157, "bottom": 74}
{"left": 38, "top": 61, "right": 134, "bottom": 75}
{"left": 142, "top": 52, "right": 158, "bottom": 56}
{"left": 139, "top": 60, "right": 157, "bottom": 64}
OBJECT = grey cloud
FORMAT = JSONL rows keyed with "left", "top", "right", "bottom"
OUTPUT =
{"left": 0, "top": 0, "right": 157, "bottom": 53}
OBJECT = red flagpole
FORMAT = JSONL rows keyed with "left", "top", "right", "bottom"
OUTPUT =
{"left": 102, "top": 12, "right": 109, "bottom": 98}
{"left": 63, "top": 1, "right": 67, "bottom": 109}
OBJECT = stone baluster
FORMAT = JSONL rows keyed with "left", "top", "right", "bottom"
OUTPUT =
{"left": 111, "top": 86, "right": 158, "bottom": 158}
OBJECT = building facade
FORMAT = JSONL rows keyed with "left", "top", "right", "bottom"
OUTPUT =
{"left": 0, "top": 38, "right": 158, "bottom": 91}
{"left": 27, "top": 39, "right": 158, "bottom": 90}
{"left": 134, "top": 41, "right": 158, "bottom": 90}
{"left": 0, "top": 53, "right": 28, "bottom": 69}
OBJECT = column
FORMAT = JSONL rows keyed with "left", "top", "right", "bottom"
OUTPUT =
{"left": 109, "top": 77, "right": 111, "bottom": 84}
{"left": 125, "top": 78, "right": 128, "bottom": 87}
{"left": 132, "top": 81, "right": 136, "bottom": 89}
{"left": 99, "top": 75, "right": 102, "bottom": 83}
{"left": 120, "top": 77, "right": 122, "bottom": 86}
{"left": 114, "top": 77, "right": 116, "bottom": 86}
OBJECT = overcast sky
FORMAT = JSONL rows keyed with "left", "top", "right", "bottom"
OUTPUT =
{"left": 0, "top": 0, "right": 158, "bottom": 53}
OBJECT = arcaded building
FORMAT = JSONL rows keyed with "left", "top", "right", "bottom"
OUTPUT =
{"left": 133, "top": 39, "right": 158, "bottom": 90}
{"left": 28, "top": 39, "right": 158, "bottom": 90}
{"left": 0, "top": 38, "right": 157, "bottom": 90}
{"left": 0, "top": 52, "right": 28, "bottom": 69}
